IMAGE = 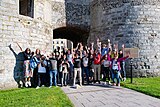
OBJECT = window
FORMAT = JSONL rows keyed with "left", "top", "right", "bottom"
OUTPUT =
{"left": 57, "top": 41, "right": 59, "bottom": 44}
{"left": 61, "top": 41, "right": 63, "bottom": 44}
{"left": 19, "top": 0, "right": 34, "bottom": 18}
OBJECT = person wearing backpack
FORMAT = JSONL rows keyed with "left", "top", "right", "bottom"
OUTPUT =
{"left": 48, "top": 53, "right": 58, "bottom": 88}
{"left": 111, "top": 51, "right": 129, "bottom": 86}
{"left": 32, "top": 49, "right": 41, "bottom": 87}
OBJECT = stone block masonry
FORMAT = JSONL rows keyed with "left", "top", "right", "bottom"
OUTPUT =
{"left": 1, "top": 0, "right": 160, "bottom": 89}
{"left": 51, "top": 0, "right": 92, "bottom": 30}
{"left": 65, "top": 0, "right": 91, "bottom": 31}
{"left": 0, "top": 0, "right": 92, "bottom": 89}
{"left": 0, "top": 0, "right": 53, "bottom": 89}
{"left": 88, "top": 0, "right": 160, "bottom": 77}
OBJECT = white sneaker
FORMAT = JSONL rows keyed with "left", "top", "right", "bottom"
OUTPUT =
{"left": 102, "top": 82, "right": 106, "bottom": 86}
{"left": 76, "top": 86, "right": 78, "bottom": 89}
{"left": 28, "top": 81, "right": 31, "bottom": 87}
{"left": 25, "top": 82, "right": 28, "bottom": 87}
{"left": 112, "top": 83, "right": 116, "bottom": 86}
{"left": 79, "top": 85, "right": 82, "bottom": 88}
{"left": 49, "top": 86, "right": 52, "bottom": 88}
{"left": 117, "top": 83, "right": 120, "bottom": 87}
{"left": 108, "top": 81, "right": 111, "bottom": 85}
{"left": 36, "top": 86, "right": 40, "bottom": 89}
{"left": 41, "top": 85, "right": 45, "bottom": 87}
{"left": 19, "top": 81, "right": 23, "bottom": 87}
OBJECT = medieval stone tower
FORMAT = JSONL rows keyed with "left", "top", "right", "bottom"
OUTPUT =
{"left": 89, "top": 0, "right": 160, "bottom": 77}
{"left": 0, "top": 0, "right": 160, "bottom": 89}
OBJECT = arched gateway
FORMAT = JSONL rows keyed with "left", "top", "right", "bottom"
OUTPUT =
{"left": 53, "top": 27, "right": 89, "bottom": 47}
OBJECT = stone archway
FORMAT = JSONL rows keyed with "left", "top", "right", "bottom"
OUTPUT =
{"left": 53, "top": 26, "right": 89, "bottom": 48}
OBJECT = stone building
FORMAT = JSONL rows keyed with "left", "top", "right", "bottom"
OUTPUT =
{"left": 89, "top": 0, "right": 160, "bottom": 77}
{"left": 0, "top": 0, "right": 92, "bottom": 89}
{"left": 1, "top": 0, "right": 160, "bottom": 89}
{"left": 53, "top": 38, "right": 73, "bottom": 52}
{"left": 0, "top": 0, "right": 54, "bottom": 89}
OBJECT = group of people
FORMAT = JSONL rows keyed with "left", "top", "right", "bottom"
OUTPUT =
{"left": 12, "top": 39, "right": 129, "bottom": 89}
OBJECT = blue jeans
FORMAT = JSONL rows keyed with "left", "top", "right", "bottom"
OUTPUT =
{"left": 82, "top": 67, "right": 89, "bottom": 84}
{"left": 111, "top": 70, "right": 120, "bottom": 84}
{"left": 50, "top": 70, "right": 57, "bottom": 86}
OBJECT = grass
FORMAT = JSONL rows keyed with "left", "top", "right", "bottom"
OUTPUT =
{"left": 0, "top": 87, "right": 73, "bottom": 107}
{"left": 121, "top": 77, "right": 160, "bottom": 99}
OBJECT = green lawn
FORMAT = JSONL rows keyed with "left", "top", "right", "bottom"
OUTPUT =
{"left": 121, "top": 77, "right": 160, "bottom": 99}
{"left": 0, "top": 87, "right": 73, "bottom": 107}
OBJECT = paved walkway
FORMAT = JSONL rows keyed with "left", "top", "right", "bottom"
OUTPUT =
{"left": 61, "top": 83, "right": 160, "bottom": 107}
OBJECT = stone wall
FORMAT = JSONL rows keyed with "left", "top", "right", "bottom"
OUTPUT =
{"left": 65, "top": 0, "right": 91, "bottom": 30}
{"left": 0, "top": 0, "right": 53, "bottom": 89}
{"left": 0, "top": 0, "right": 92, "bottom": 89}
{"left": 51, "top": 0, "right": 92, "bottom": 30}
{"left": 89, "top": 0, "right": 160, "bottom": 77}
{"left": 51, "top": 0, "right": 66, "bottom": 29}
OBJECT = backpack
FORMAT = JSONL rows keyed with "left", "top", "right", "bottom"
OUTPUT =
{"left": 30, "top": 57, "right": 39, "bottom": 69}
